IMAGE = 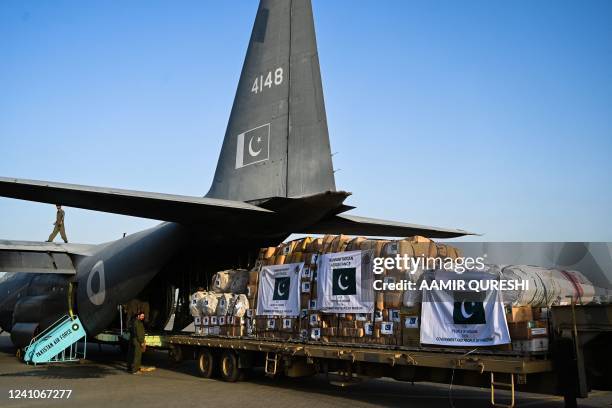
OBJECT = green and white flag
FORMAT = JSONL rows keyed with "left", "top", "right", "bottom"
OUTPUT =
{"left": 316, "top": 250, "right": 374, "bottom": 313}
{"left": 420, "top": 270, "right": 511, "bottom": 346}
{"left": 256, "top": 262, "right": 303, "bottom": 316}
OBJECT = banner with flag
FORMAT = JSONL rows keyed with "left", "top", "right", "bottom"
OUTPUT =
{"left": 256, "top": 262, "right": 303, "bottom": 316}
{"left": 420, "top": 270, "right": 511, "bottom": 346}
{"left": 316, "top": 250, "right": 374, "bottom": 313}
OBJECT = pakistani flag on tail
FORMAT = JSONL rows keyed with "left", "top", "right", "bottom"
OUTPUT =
{"left": 235, "top": 124, "right": 270, "bottom": 169}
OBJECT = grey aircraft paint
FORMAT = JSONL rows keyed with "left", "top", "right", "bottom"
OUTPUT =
{"left": 0, "top": 0, "right": 474, "bottom": 347}
{"left": 206, "top": 0, "right": 335, "bottom": 202}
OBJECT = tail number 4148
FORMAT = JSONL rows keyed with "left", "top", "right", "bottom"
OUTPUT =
{"left": 251, "top": 67, "right": 283, "bottom": 94}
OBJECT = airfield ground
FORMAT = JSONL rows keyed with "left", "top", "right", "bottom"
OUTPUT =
{"left": 0, "top": 333, "right": 610, "bottom": 408}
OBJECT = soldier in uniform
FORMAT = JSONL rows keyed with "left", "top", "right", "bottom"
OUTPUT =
{"left": 127, "top": 311, "right": 146, "bottom": 374}
{"left": 47, "top": 204, "right": 68, "bottom": 243}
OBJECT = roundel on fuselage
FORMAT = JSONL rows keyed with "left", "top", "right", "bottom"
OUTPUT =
{"left": 87, "top": 260, "right": 106, "bottom": 306}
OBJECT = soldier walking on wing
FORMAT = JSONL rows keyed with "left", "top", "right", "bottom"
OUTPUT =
{"left": 47, "top": 204, "right": 68, "bottom": 243}
{"left": 127, "top": 311, "right": 146, "bottom": 374}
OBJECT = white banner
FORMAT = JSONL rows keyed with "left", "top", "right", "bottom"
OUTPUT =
{"left": 316, "top": 250, "right": 374, "bottom": 314}
{"left": 256, "top": 262, "right": 303, "bottom": 317}
{"left": 420, "top": 270, "right": 511, "bottom": 346}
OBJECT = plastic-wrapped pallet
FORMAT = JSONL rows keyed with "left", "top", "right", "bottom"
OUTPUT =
{"left": 211, "top": 271, "right": 232, "bottom": 292}
{"left": 189, "top": 291, "right": 207, "bottom": 317}
{"left": 232, "top": 294, "right": 250, "bottom": 318}
{"left": 199, "top": 293, "right": 220, "bottom": 315}
{"left": 217, "top": 293, "right": 236, "bottom": 316}
{"left": 486, "top": 264, "right": 597, "bottom": 307}
{"left": 228, "top": 270, "right": 250, "bottom": 294}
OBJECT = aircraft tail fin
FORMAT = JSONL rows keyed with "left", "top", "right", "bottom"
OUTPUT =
{"left": 206, "top": 0, "right": 336, "bottom": 202}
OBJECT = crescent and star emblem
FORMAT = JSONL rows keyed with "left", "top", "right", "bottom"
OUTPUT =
{"left": 337, "top": 274, "right": 350, "bottom": 291}
{"left": 248, "top": 136, "right": 263, "bottom": 157}
{"left": 461, "top": 302, "right": 475, "bottom": 319}
{"left": 277, "top": 281, "right": 287, "bottom": 297}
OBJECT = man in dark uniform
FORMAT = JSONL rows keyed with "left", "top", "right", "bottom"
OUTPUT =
{"left": 127, "top": 311, "right": 146, "bottom": 374}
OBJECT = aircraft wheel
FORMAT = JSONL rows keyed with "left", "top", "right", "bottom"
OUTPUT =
{"left": 197, "top": 348, "right": 216, "bottom": 378}
{"left": 220, "top": 350, "right": 244, "bottom": 382}
{"left": 15, "top": 348, "right": 24, "bottom": 362}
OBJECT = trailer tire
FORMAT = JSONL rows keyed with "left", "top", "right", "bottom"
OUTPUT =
{"left": 220, "top": 350, "right": 244, "bottom": 382}
{"left": 197, "top": 349, "right": 216, "bottom": 378}
{"left": 169, "top": 346, "right": 183, "bottom": 365}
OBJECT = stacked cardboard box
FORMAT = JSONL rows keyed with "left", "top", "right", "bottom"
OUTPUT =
{"left": 506, "top": 305, "right": 550, "bottom": 352}
{"left": 249, "top": 235, "right": 461, "bottom": 347}
{"left": 191, "top": 235, "right": 552, "bottom": 354}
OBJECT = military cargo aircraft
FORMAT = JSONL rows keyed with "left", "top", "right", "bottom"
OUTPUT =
{"left": 0, "top": 0, "right": 472, "bottom": 348}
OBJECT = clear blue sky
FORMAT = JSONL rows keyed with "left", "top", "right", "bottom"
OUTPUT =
{"left": 1, "top": 0, "right": 611, "bottom": 243}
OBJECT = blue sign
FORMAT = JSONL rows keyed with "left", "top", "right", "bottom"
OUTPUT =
{"left": 25, "top": 317, "right": 87, "bottom": 363}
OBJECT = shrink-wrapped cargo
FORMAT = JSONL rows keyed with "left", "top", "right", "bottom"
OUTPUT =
{"left": 228, "top": 270, "right": 250, "bottom": 294}
{"left": 217, "top": 293, "right": 236, "bottom": 316}
{"left": 189, "top": 291, "right": 207, "bottom": 317}
{"left": 199, "top": 293, "right": 220, "bottom": 315}
{"left": 488, "top": 265, "right": 596, "bottom": 307}
{"left": 212, "top": 271, "right": 231, "bottom": 292}
{"left": 232, "top": 294, "right": 250, "bottom": 318}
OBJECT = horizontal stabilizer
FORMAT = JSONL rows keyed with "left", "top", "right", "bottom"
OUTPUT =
{"left": 0, "top": 240, "right": 86, "bottom": 274}
{"left": 0, "top": 177, "right": 272, "bottom": 224}
{"left": 300, "top": 214, "right": 475, "bottom": 239}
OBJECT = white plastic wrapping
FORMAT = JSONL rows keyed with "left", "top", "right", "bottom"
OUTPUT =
{"left": 216, "top": 293, "right": 235, "bottom": 316}
{"left": 189, "top": 291, "right": 207, "bottom": 317}
{"left": 232, "top": 294, "right": 250, "bottom": 318}
{"left": 199, "top": 293, "right": 220, "bottom": 315}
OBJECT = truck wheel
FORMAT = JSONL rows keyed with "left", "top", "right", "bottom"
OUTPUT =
{"left": 197, "top": 349, "right": 216, "bottom": 378}
{"left": 220, "top": 350, "right": 244, "bottom": 382}
{"left": 169, "top": 346, "right": 183, "bottom": 364}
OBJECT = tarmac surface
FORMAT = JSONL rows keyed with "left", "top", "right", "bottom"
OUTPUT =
{"left": 0, "top": 332, "right": 610, "bottom": 408}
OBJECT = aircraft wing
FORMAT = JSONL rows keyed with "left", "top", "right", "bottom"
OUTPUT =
{"left": 301, "top": 213, "right": 475, "bottom": 239}
{"left": 0, "top": 177, "right": 272, "bottom": 225}
{"left": 0, "top": 240, "right": 94, "bottom": 274}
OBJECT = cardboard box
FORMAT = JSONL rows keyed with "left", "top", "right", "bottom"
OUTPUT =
{"left": 404, "top": 315, "right": 419, "bottom": 329}
{"left": 322, "top": 327, "right": 337, "bottom": 337}
{"left": 248, "top": 270, "right": 259, "bottom": 285}
{"left": 384, "top": 292, "right": 403, "bottom": 308}
{"left": 309, "top": 313, "right": 320, "bottom": 327}
{"left": 402, "top": 328, "right": 420, "bottom": 346}
{"left": 311, "top": 328, "right": 321, "bottom": 340}
{"left": 380, "top": 322, "right": 394, "bottom": 335}
{"left": 508, "top": 321, "right": 548, "bottom": 340}
{"left": 282, "top": 318, "right": 295, "bottom": 331}
{"left": 512, "top": 338, "right": 549, "bottom": 352}
{"left": 302, "top": 266, "right": 312, "bottom": 280}
{"left": 506, "top": 306, "right": 533, "bottom": 323}
{"left": 247, "top": 284, "right": 258, "bottom": 298}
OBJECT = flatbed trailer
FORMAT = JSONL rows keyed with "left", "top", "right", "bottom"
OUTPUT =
{"left": 133, "top": 304, "right": 612, "bottom": 408}
{"left": 144, "top": 333, "right": 556, "bottom": 407}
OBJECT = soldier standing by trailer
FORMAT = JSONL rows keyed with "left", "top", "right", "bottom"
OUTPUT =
{"left": 127, "top": 311, "right": 146, "bottom": 374}
{"left": 47, "top": 204, "right": 68, "bottom": 243}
